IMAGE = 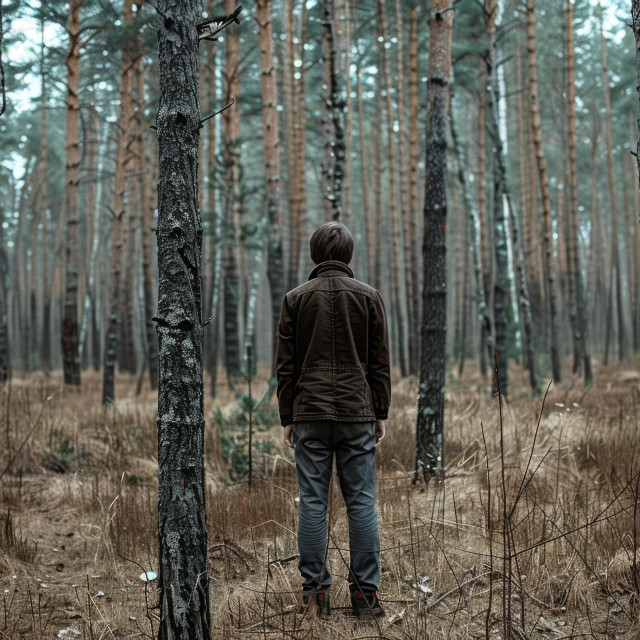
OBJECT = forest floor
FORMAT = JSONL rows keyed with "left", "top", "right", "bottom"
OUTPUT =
{"left": 0, "top": 360, "right": 639, "bottom": 639}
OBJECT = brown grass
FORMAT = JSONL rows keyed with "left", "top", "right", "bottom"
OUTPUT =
{"left": 0, "top": 361, "right": 639, "bottom": 638}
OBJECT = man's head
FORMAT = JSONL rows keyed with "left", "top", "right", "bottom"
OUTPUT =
{"left": 309, "top": 222, "right": 354, "bottom": 265}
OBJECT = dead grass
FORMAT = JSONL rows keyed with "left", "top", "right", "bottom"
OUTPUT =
{"left": 0, "top": 362, "right": 639, "bottom": 638}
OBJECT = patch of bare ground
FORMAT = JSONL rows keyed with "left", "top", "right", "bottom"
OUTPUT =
{"left": 1, "top": 361, "right": 639, "bottom": 638}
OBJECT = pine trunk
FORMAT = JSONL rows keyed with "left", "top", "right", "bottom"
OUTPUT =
{"left": 223, "top": 0, "right": 242, "bottom": 385}
{"left": 601, "top": 25, "right": 627, "bottom": 363}
{"left": 565, "top": 0, "right": 592, "bottom": 382}
{"left": 416, "top": 0, "right": 453, "bottom": 479}
{"left": 377, "top": 0, "right": 406, "bottom": 376}
{"left": 103, "top": 0, "right": 134, "bottom": 404}
{"left": 257, "top": 0, "right": 285, "bottom": 379}
{"left": 156, "top": 0, "right": 212, "bottom": 636}
{"left": 527, "top": 0, "right": 561, "bottom": 382}
{"left": 61, "top": 0, "right": 83, "bottom": 386}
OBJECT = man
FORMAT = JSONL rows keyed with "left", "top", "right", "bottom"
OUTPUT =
{"left": 276, "top": 222, "right": 391, "bottom": 618}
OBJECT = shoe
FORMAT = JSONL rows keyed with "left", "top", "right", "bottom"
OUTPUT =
{"left": 302, "top": 591, "right": 330, "bottom": 618}
{"left": 351, "top": 590, "right": 385, "bottom": 617}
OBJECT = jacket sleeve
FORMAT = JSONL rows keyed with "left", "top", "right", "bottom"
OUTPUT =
{"left": 366, "top": 290, "right": 391, "bottom": 420}
{"left": 275, "top": 294, "right": 296, "bottom": 427}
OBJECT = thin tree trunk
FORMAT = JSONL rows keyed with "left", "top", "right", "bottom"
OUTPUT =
{"left": 38, "top": 24, "right": 50, "bottom": 374}
{"left": 450, "top": 84, "right": 494, "bottom": 381}
{"left": 601, "top": 23, "right": 627, "bottom": 363}
{"left": 416, "top": 0, "right": 453, "bottom": 479}
{"left": 61, "top": 0, "right": 83, "bottom": 386}
{"left": 527, "top": 0, "right": 561, "bottom": 382}
{"left": 321, "top": 0, "right": 345, "bottom": 221}
{"left": 409, "top": 5, "right": 421, "bottom": 373}
{"left": 103, "top": 0, "right": 134, "bottom": 404}
{"left": 256, "top": 0, "right": 285, "bottom": 380}
{"left": 135, "top": 23, "right": 159, "bottom": 390}
{"left": 356, "top": 67, "right": 374, "bottom": 281}
{"left": 377, "top": 0, "right": 406, "bottom": 376}
{"left": 566, "top": 0, "right": 592, "bottom": 383}
{"left": 156, "top": 0, "right": 215, "bottom": 636}
{"left": 223, "top": 0, "right": 242, "bottom": 385}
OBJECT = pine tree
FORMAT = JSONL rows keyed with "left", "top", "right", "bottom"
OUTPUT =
{"left": 417, "top": 0, "right": 453, "bottom": 479}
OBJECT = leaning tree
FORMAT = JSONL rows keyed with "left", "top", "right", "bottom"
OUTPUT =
{"left": 154, "top": 2, "right": 241, "bottom": 638}
{"left": 416, "top": 0, "right": 453, "bottom": 480}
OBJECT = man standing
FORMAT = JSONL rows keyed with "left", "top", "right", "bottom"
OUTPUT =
{"left": 276, "top": 222, "right": 391, "bottom": 618}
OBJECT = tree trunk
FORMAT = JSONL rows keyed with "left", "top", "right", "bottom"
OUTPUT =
{"left": 416, "top": 0, "right": 452, "bottom": 479}
{"left": 356, "top": 67, "right": 374, "bottom": 281}
{"left": 37, "top": 27, "right": 50, "bottom": 374}
{"left": 408, "top": 5, "right": 421, "bottom": 374}
{"left": 61, "top": 0, "right": 83, "bottom": 386}
{"left": 600, "top": 22, "right": 627, "bottom": 363}
{"left": 135, "top": 22, "right": 159, "bottom": 390}
{"left": 377, "top": 0, "right": 406, "bottom": 376}
{"left": 321, "top": 0, "right": 345, "bottom": 221}
{"left": 256, "top": 0, "right": 286, "bottom": 380}
{"left": 484, "top": 0, "right": 511, "bottom": 395}
{"left": 450, "top": 84, "right": 494, "bottom": 381}
{"left": 526, "top": 0, "right": 561, "bottom": 382}
{"left": 633, "top": 2, "right": 640, "bottom": 350}
{"left": 565, "top": 0, "right": 592, "bottom": 383}
{"left": 223, "top": 0, "right": 242, "bottom": 385}
{"left": 103, "top": 0, "right": 134, "bottom": 404}
{"left": 155, "top": 0, "right": 216, "bottom": 636}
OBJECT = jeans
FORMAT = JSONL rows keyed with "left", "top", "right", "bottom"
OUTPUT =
{"left": 292, "top": 421, "right": 380, "bottom": 595}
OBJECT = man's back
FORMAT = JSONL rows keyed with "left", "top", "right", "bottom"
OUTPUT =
{"left": 276, "top": 260, "right": 391, "bottom": 427}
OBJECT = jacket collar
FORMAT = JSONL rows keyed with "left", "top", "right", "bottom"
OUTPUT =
{"left": 308, "top": 260, "right": 354, "bottom": 280}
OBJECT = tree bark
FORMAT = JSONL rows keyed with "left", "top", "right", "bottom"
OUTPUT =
{"left": 565, "top": 0, "right": 592, "bottom": 383}
{"left": 377, "top": 0, "right": 406, "bottom": 376}
{"left": 526, "top": 0, "right": 561, "bottom": 382}
{"left": 155, "top": 0, "right": 217, "bottom": 636}
{"left": 416, "top": 0, "right": 452, "bottom": 479}
{"left": 408, "top": 5, "right": 421, "bottom": 374}
{"left": 600, "top": 22, "right": 627, "bottom": 363}
{"left": 103, "top": 0, "right": 134, "bottom": 404}
{"left": 321, "top": 0, "right": 345, "bottom": 221}
{"left": 61, "top": 0, "right": 83, "bottom": 386}
{"left": 256, "top": 0, "right": 285, "bottom": 380}
{"left": 222, "top": 0, "right": 242, "bottom": 385}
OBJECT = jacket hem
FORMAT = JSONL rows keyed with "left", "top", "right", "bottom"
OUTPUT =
{"left": 292, "top": 414, "right": 378, "bottom": 423}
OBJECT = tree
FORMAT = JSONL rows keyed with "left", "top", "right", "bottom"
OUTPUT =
{"left": 416, "top": 0, "right": 453, "bottom": 479}
{"left": 321, "top": 0, "right": 344, "bottom": 221}
{"left": 155, "top": 1, "right": 241, "bottom": 637}
{"left": 526, "top": 0, "right": 561, "bottom": 383}
{"left": 600, "top": 19, "right": 627, "bottom": 364}
{"left": 103, "top": 0, "right": 134, "bottom": 405}
{"left": 61, "top": 0, "right": 83, "bottom": 386}
{"left": 377, "top": 0, "right": 406, "bottom": 376}
{"left": 565, "top": 0, "right": 593, "bottom": 383}
{"left": 256, "top": 0, "right": 285, "bottom": 380}
{"left": 633, "top": 2, "right": 640, "bottom": 210}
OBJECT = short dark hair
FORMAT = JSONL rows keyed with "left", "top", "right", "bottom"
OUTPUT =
{"left": 309, "top": 222, "right": 354, "bottom": 265}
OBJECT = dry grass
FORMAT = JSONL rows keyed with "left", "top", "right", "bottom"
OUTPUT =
{"left": 0, "top": 360, "right": 639, "bottom": 638}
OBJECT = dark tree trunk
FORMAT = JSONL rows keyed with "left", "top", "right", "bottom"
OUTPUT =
{"left": 61, "top": 0, "right": 83, "bottom": 386}
{"left": 155, "top": 0, "right": 223, "bottom": 637}
{"left": 0, "top": 206, "right": 8, "bottom": 382}
{"left": 257, "top": 0, "right": 286, "bottom": 382}
{"left": 321, "top": 0, "right": 345, "bottom": 221}
{"left": 566, "top": 0, "right": 593, "bottom": 383}
{"left": 450, "top": 83, "right": 494, "bottom": 378}
{"left": 416, "top": 0, "right": 453, "bottom": 479}
{"left": 634, "top": 1, "right": 640, "bottom": 220}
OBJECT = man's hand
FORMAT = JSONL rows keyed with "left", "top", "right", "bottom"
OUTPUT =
{"left": 283, "top": 424, "right": 294, "bottom": 448}
{"left": 375, "top": 419, "right": 385, "bottom": 446}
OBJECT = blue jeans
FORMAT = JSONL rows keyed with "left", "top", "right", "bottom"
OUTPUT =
{"left": 292, "top": 421, "right": 380, "bottom": 595}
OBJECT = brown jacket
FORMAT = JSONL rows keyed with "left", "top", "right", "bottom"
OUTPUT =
{"left": 275, "top": 260, "right": 391, "bottom": 427}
